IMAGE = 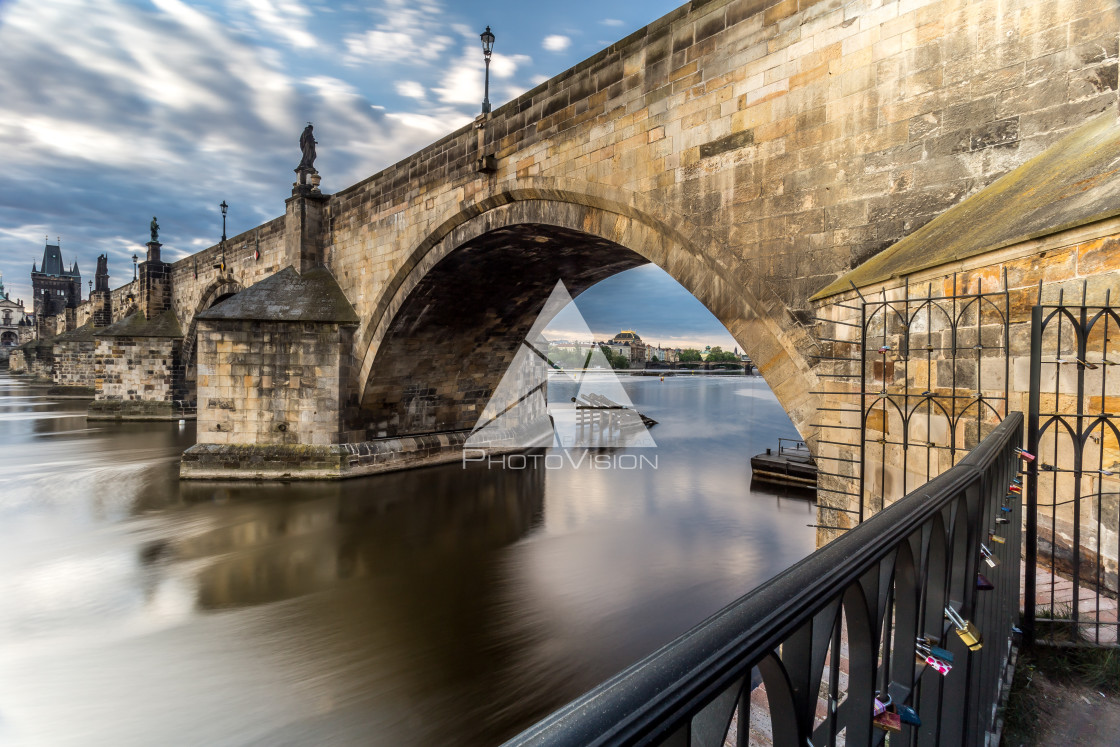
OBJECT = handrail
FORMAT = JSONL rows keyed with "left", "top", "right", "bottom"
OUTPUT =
{"left": 506, "top": 413, "right": 1023, "bottom": 746}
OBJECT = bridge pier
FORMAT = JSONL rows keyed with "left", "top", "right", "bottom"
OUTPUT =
{"left": 88, "top": 240, "right": 191, "bottom": 420}
{"left": 179, "top": 265, "right": 475, "bottom": 479}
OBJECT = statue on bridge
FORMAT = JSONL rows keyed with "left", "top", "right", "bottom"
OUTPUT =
{"left": 297, "top": 123, "right": 317, "bottom": 174}
{"left": 150, "top": 216, "right": 159, "bottom": 243}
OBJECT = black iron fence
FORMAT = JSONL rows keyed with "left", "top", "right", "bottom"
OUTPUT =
{"left": 1026, "top": 298, "right": 1120, "bottom": 647}
{"left": 505, "top": 414, "right": 1024, "bottom": 746}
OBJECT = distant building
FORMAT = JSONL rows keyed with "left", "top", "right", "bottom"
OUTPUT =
{"left": 602, "top": 329, "right": 649, "bottom": 364}
{"left": 0, "top": 274, "right": 31, "bottom": 350}
{"left": 31, "top": 240, "right": 82, "bottom": 320}
{"left": 652, "top": 345, "right": 680, "bottom": 363}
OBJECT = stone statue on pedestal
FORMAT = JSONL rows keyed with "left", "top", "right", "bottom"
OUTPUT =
{"left": 150, "top": 216, "right": 160, "bottom": 243}
{"left": 297, "top": 123, "right": 317, "bottom": 174}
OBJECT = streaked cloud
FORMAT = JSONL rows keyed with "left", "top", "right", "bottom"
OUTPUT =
{"left": 395, "top": 80, "right": 426, "bottom": 99}
{"left": 342, "top": 0, "right": 453, "bottom": 64}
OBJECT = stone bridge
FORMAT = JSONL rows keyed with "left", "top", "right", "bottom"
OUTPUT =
{"left": 18, "top": 0, "right": 1119, "bottom": 491}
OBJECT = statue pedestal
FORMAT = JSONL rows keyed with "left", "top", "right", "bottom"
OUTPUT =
{"left": 146, "top": 240, "right": 161, "bottom": 263}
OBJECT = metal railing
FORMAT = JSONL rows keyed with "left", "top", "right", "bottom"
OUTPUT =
{"left": 1026, "top": 298, "right": 1120, "bottom": 647}
{"left": 505, "top": 414, "right": 1024, "bottom": 746}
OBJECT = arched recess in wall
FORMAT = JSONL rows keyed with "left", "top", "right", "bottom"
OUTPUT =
{"left": 353, "top": 182, "right": 819, "bottom": 439}
{"left": 181, "top": 278, "right": 243, "bottom": 385}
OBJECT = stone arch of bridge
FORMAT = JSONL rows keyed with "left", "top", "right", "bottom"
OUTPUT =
{"left": 182, "top": 277, "right": 243, "bottom": 385}
{"left": 354, "top": 184, "right": 818, "bottom": 439}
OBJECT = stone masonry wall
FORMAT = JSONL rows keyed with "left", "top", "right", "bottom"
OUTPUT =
{"left": 169, "top": 215, "right": 288, "bottom": 332}
{"left": 52, "top": 339, "right": 98, "bottom": 388}
{"left": 94, "top": 337, "right": 182, "bottom": 403}
{"left": 812, "top": 216, "right": 1120, "bottom": 581}
{"left": 318, "top": 0, "right": 1117, "bottom": 443}
{"left": 196, "top": 319, "right": 353, "bottom": 447}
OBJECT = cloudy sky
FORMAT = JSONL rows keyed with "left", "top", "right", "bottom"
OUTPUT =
{"left": 0, "top": 0, "right": 737, "bottom": 350}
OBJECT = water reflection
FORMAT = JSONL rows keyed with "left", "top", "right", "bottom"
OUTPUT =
{"left": 0, "top": 372, "right": 815, "bottom": 746}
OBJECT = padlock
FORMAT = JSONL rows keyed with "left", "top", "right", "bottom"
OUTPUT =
{"left": 873, "top": 711, "right": 902, "bottom": 733}
{"left": 1011, "top": 476, "right": 1023, "bottom": 486}
{"left": 1015, "top": 447, "right": 1035, "bottom": 462}
{"left": 895, "top": 704, "right": 921, "bottom": 726}
{"left": 916, "top": 642, "right": 952, "bottom": 673}
{"left": 878, "top": 345, "right": 891, "bottom": 353}
{"left": 1008, "top": 484, "right": 1022, "bottom": 494}
{"left": 925, "top": 654, "right": 952, "bottom": 674}
{"left": 981, "top": 543, "right": 999, "bottom": 568}
{"left": 977, "top": 573, "right": 995, "bottom": 590}
{"left": 988, "top": 531, "right": 1006, "bottom": 545}
{"left": 917, "top": 635, "right": 954, "bottom": 664}
{"left": 946, "top": 606, "right": 982, "bottom": 650}
{"left": 872, "top": 693, "right": 890, "bottom": 716}
{"left": 1001, "top": 504, "right": 1013, "bottom": 513}
{"left": 996, "top": 516, "right": 1010, "bottom": 524}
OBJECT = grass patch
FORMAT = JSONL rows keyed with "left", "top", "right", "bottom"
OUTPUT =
{"left": 1002, "top": 656, "right": 1042, "bottom": 745}
{"left": 1027, "top": 646, "right": 1120, "bottom": 695}
{"left": 1003, "top": 645, "right": 1120, "bottom": 745}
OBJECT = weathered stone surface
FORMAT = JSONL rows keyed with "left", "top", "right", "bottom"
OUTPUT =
{"left": 197, "top": 266, "right": 357, "bottom": 324}
{"left": 180, "top": 431, "right": 486, "bottom": 480}
{"left": 815, "top": 112, "right": 1120, "bottom": 299}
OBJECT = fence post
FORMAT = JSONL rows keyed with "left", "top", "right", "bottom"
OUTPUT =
{"left": 1024, "top": 305, "right": 1042, "bottom": 646}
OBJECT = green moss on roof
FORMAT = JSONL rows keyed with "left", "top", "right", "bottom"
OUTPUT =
{"left": 55, "top": 321, "right": 98, "bottom": 342}
{"left": 97, "top": 309, "right": 183, "bottom": 338}
{"left": 197, "top": 266, "right": 359, "bottom": 324}
{"left": 813, "top": 111, "right": 1120, "bottom": 300}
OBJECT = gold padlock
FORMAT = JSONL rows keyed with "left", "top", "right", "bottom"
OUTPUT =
{"left": 945, "top": 606, "right": 983, "bottom": 651}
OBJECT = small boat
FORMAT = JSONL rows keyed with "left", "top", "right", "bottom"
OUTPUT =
{"left": 750, "top": 438, "right": 817, "bottom": 488}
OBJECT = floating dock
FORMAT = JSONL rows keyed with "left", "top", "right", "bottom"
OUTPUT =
{"left": 750, "top": 438, "right": 817, "bottom": 488}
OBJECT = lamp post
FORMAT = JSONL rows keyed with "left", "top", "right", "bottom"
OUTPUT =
{"left": 219, "top": 200, "right": 228, "bottom": 272}
{"left": 132, "top": 254, "right": 138, "bottom": 281}
{"left": 480, "top": 26, "right": 494, "bottom": 114}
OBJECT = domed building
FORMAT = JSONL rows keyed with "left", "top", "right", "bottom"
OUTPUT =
{"left": 603, "top": 329, "right": 649, "bottom": 364}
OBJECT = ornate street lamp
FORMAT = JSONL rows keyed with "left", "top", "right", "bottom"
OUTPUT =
{"left": 132, "top": 254, "right": 138, "bottom": 280}
{"left": 480, "top": 26, "right": 495, "bottom": 114}
{"left": 218, "top": 200, "right": 229, "bottom": 272}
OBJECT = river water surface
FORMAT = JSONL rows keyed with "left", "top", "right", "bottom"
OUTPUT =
{"left": 0, "top": 371, "right": 815, "bottom": 746}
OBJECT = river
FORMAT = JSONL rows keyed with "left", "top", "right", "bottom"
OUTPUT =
{"left": 0, "top": 371, "right": 815, "bottom": 746}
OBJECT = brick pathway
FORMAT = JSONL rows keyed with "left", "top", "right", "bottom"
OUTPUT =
{"left": 1020, "top": 563, "right": 1119, "bottom": 645}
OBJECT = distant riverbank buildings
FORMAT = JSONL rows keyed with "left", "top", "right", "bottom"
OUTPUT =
{"left": 0, "top": 274, "right": 32, "bottom": 355}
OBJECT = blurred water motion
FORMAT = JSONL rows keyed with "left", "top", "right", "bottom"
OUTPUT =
{"left": 0, "top": 372, "right": 815, "bottom": 746}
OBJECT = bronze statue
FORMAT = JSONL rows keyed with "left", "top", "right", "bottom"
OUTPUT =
{"left": 298, "top": 123, "right": 317, "bottom": 173}
{"left": 150, "top": 216, "right": 160, "bottom": 243}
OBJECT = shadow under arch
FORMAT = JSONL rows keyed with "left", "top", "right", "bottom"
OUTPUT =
{"left": 181, "top": 277, "right": 244, "bottom": 386}
{"left": 354, "top": 184, "right": 819, "bottom": 438}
